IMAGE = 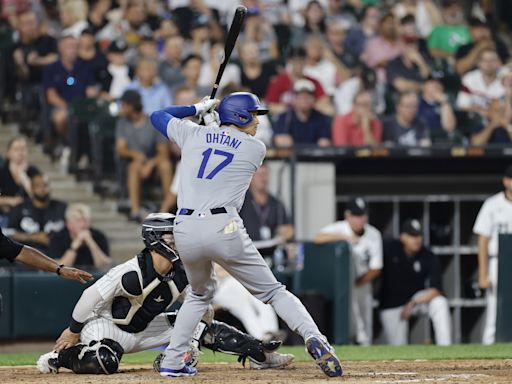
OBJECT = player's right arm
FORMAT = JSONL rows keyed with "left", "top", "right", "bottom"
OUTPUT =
{"left": 473, "top": 199, "right": 493, "bottom": 289}
{"left": 54, "top": 284, "right": 104, "bottom": 351}
{"left": 477, "top": 235, "right": 491, "bottom": 289}
{"left": 55, "top": 264, "right": 127, "bottom": 351}
{"left": 313, "top": 223, "right": 354, "bottom": 244}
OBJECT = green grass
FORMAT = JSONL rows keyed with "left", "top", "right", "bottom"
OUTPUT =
{"left": 1, "top": 344, "right": 511, "bottom": 366}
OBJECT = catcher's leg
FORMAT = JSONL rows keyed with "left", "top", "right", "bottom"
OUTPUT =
{"left": 37, "top": 339, "right": 124, "bottom": 374}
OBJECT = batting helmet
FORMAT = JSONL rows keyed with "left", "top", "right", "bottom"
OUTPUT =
{"left": 218, "top": 92, "right": 268, "bottom": 127}
{"left": 141, "top": 213, "right": 179, "bottom": 262}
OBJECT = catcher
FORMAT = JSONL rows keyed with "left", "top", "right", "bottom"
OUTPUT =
{"left": 37, "top": 213, "right": 293, "bottom": 375}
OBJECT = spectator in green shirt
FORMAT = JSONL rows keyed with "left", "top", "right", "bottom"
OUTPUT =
{"left": 427, "top": 0, "right": 471, "bottom": 58}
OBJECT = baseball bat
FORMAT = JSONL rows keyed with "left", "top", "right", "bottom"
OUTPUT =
{"left": 210, "top": 6, "right": 247, "bottom": 99}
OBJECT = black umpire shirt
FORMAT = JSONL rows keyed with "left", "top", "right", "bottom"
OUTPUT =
{"left": 380, "top": 239, "right": 442, "bottom": 309}
{"left": 0, "top": 227, "right": 23, "bottom": 262}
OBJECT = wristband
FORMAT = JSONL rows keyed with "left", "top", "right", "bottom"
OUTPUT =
{"left": 56, "top": 264, "right": 65, "bottom": 276}
{"left": 69, "top": 317, "right": 85, "bottom": 333}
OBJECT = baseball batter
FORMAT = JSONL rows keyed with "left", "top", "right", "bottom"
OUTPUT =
{"left": 150, "top": 92, "right": 342, "bottom": 378}
{"left": 36, "top": 213, "right": 293, "bottom": 374}
{"left": 473, "top": 165, "right": 512, "bottom": 345}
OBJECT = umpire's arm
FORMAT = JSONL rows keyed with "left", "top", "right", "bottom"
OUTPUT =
{"left": 16, "top": 245, "right": 93, "bottom": 283}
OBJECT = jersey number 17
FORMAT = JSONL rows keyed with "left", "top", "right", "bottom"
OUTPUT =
{"left": 197, "top": 148, "right": 234, "bottom": 179}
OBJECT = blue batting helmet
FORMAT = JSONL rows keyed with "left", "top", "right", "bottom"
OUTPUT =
{"left": 218, "top": 92, "right": 268, "bottom": 127}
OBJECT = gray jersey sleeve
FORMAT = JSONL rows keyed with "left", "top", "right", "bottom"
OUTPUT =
{"left": 165, "top": 118, "right": 202, "bottom": 148}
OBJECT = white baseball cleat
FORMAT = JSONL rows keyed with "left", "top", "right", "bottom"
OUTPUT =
{"left": 36, "top": 351, "right": 59, "bottom": 374}
{"left": 249, "top": 351, "right": 295, "bottom": 369}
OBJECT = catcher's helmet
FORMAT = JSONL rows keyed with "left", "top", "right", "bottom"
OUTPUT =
{"left": 141, "top": 213, "right": 179, "bottom": 262}
{"left": 218, "top": 92, "right": 268, "bottom": 127}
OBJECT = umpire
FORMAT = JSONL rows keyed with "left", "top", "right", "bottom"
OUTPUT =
{"left": 0, "top": 227, "right": 93, "bottom": 315}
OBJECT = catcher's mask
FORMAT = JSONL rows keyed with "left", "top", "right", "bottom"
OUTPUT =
{"left": 141, "top": 213, "right": 179, "bottom": 262}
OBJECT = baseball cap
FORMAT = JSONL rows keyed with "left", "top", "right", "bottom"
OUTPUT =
{"left": 108, "top": 39, "right": 128, "bottom": 53}
{"left": 401, "top": 219, "right": 423, "bottom": 236}
{"left": 120, "top": 89, "right": 142, "bottom": 106}
{"left": 504, "top": 165, "right": 512, "bottom": 178}
{"left": 345, "top": 197, "right": 368, "bottom": 216}
{"left": 468, "top": 17, "right": 488, "bottom": 28}
{"left": 191, "top": 14, "right": 210, "bottom": 29}
{"left": 293, "top": 78, "right": 315, "bottom": 94}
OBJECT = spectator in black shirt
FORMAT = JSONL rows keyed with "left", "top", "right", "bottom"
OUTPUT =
{"left": 0, "top": 227, "right": 92, "bottom": 282}
{"left": 382, "top": 91, "right": 431, "bottom": 147}
{"left": 77, "top": 29, "right": 108, "bottom": 90}
{"left": 8, "top": 173, "right": 66, "bottom": 253}
{"left": 239, "top": 41, "right": 277, "bottom": 99}
{"left": 386, "top": 15, "right": 432, "bottom": 94}
{"left": 379, "top": 219, "right": 451, "bottom": 346}
{"left": 239, "top": 163, "right": 294, "bottom": 262}
{"left": 0, "top": 137, "right": 40, "bottom": 219}
{"left": 50, "top": 203, "right": 111, "bottom": 270}
{"left": 13, "top": 10, "right": 58, "bottom": 86}
{"left": 455, "top": 17, "right": 509, "bottom": 76}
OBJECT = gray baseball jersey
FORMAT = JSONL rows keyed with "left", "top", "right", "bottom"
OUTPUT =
{"left": 161, "top": 117, "right": 323, "bottom": 371}
{"left": 164, "top": 119, "right": 266, "bottom": 211}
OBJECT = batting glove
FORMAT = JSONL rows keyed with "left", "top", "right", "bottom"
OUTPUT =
{"left": 203, "top": 110, "right": 220, "bottom": 127}
{"left": 194, "top": 96, "right": 219, "bottom": 116}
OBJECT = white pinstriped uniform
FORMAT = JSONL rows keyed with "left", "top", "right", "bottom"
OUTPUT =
{"left": 317, "top": 220, "right": 383, "bottom": 345}
{"left": 473, "top": 191, "right": 512, "bottom": 344}
{"left": 78, "top": 257, "right": 179, "bottom": 353}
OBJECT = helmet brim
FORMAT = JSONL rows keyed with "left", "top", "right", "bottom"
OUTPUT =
{"left": 250, "top": 107, "right": 269, "bottom": 116}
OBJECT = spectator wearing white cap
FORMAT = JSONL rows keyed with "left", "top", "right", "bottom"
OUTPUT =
{"left": 272, "top": 79, "right": 332, "bottom": 147}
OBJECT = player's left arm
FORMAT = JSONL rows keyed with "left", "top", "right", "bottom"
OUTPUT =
{"left": 150, "top": 98, "right": 219, "bottom": 138}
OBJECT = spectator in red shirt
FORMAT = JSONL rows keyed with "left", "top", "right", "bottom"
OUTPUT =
{"left": 332, "top": 90, "right": 382, "bottom": 146}
{"left": 265, "top": 47, "right": 333, "bottom": 116}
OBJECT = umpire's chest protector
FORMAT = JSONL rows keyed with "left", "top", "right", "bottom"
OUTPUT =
{"left": 111, "top": 251, "right": 188, "bottom": 333}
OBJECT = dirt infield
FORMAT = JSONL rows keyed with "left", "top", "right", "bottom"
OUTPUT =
{"left": 1, "top": 359, "right": 512, "bottom": 383}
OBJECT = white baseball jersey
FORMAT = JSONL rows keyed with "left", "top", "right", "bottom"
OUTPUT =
{"left": 92, "top": 253, "right": 188, "bottom": 330}
{"left": 473, "top": 192, "right": 512, "bottom": 257}
{"left": 164, "top": 119, "right": 266, "bottom": 211}
{"left": 318, "top": 220, "right": 383, "bottom": 277}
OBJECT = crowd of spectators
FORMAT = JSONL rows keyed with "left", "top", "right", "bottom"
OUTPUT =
{"left": 0, "top": 0, "right": 509, "bottom": 161}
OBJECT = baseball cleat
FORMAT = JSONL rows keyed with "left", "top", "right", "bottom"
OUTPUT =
{"left": 36, "top": 351, "right": 60, "bottom": 374}
{"left": 250, "top": 351, "right": 294, "bottom": 369}
{"left": 160, "top": 365, "right": 197, "bottom": 377}
{"left": 305, "top": 335, "right": 343, "bottom": 377}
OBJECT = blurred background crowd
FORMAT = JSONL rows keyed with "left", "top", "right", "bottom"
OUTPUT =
{"left": 0, "top": 0, "right": 511, "bottom": 345}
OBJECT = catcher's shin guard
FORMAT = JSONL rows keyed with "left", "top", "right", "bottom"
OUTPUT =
{"left": 202, "top": 320, "right": 281, "bottom": 365}
{"left": 57, "top": 339, "right": 124, "bottom": 374}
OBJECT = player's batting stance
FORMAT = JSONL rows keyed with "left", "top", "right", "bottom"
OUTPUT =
{"left": 37, "top": 213, "right": 293, "bottom": 375}
{"left": 150, "top": 93, "right": 342, "bottom": 378}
